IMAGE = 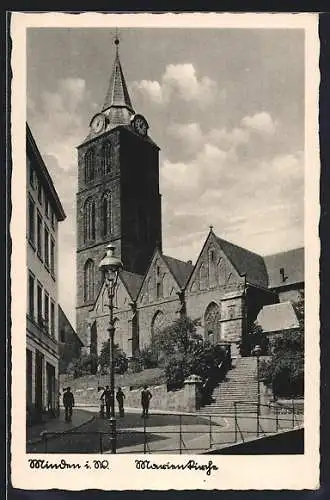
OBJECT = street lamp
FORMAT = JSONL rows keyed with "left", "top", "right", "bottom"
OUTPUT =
{"left": 253, "top": 344, "right": 262, "bottom": 436}
{"left": 99, "top": 244, "right": 123, "bottom": 454}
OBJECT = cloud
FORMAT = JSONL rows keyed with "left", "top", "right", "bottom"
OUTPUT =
{"left": 241, "top": 111, "right": 277, "bottom": 135}
{"left": 28, "top": 78, "right": 88, "bottom": 172}
{"left": 167, "top": 122, "right": 203, "bottom": 156}
{"left": 27, "top": 78, "right": 88, "bottom": 326}
{"left": 207, "top": 127, "right": 250, "bottom": 151}
{"left": 132, "top": 63, "right": 217, "bottom": 107}
{"left": 132, "top": 80, "right": 164, "bottom": 105}
{"left": 160, "top": 137, "right": 304, "bottom": 264}
{"left": 162, "top": 64, "right": 216, "bottom": 104}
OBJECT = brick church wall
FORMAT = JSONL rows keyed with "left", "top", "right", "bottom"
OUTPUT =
{"left": 138, "top": 298, "right": 181, "bottom": 348}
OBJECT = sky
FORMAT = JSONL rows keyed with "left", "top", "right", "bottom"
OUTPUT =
{"left": 27, "top": 27, "right": 305, "bottom": 326}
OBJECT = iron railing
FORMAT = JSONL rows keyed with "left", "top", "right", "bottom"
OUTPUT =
{"left": 35, "top": 400, "right": 303, "bottom": 454}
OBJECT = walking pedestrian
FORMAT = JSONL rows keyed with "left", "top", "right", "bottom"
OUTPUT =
{"left": 116, "top": 387, "right": 125, "bottom": 417}
{"left": 100, "top": 385, "right": 112, "bottom": 419}
{"left": 141, "top": 385, "right": 152, "bottom": 418}
{"left": 63, "top": 387, "right": 74, "bottom": 422}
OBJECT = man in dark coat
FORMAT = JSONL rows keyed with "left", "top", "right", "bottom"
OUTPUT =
{"left": 116, "top": 387, "right": 125, "bottom": 417}
{"left": 141, "top": 385, "right": 152, "bottom": 418}
{"left": 63, "top": 387, "right": 74, "bottom": 422}
{"left": 100, "top": 385, "right": 112, "bottom": 419}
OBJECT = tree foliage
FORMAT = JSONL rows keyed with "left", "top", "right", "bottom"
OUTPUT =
{"left": 134, "top": 345, "right": 159, "bottom": 370}
{"left": 66, "top": 353, "right": 98, "bottom": 378}
{"left": 153, "top": 316, "right": 203, "bottom": 359}
{"left": 155, "top": 317, "right": 230, "bottom": 392}
{"left": 98, "top": 341, "right": 128, "bottom": 374}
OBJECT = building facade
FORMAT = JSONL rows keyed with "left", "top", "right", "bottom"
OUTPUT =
{"left": 58, "top": 305, "right": 83, "bottom": 374}
{"left": 76, "top": 41, "right": 304, "bottom": 358}
{"left": 26, "top": 124, "right": 66, "bottom": 422}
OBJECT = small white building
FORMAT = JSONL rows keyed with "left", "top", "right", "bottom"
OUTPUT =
{"left": 26, "top": 124, "right": 66, "bottom": 422}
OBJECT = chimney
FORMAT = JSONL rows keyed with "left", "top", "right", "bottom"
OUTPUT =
{"left": 187, "top": 260, "right": 193, "bottom": 265}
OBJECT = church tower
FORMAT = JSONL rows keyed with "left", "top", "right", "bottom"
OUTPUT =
{"left": 76, "top": 38, "right": 162, "bottom": 344}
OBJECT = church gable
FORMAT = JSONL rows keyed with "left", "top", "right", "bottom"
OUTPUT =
{"left": 137, "top": 250, "right": 181, "bottom": 305}
{"left": 91, "top": 275, "right": 132, "bottom": 317}
{"left": 187, "top": 231, "right": 243, "bottom": 293}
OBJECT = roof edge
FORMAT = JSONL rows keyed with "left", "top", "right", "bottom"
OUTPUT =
{"left": 27, "top": 124, "right": 66, "bottom": 221}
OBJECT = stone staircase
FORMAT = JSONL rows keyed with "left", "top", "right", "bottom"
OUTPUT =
{"left": 199, "top": 356, "right": 259, "bottom": 414}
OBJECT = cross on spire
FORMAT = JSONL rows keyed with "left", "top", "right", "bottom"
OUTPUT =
{"left": 102, "top": 29, "right": 134, "bottom": 116}
{"left": 114, "top": 28, "right": 120, "bottom": 52}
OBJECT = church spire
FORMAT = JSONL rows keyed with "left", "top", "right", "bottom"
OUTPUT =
{"left": 102, "top": 36, "right": 134, "bottom": 115}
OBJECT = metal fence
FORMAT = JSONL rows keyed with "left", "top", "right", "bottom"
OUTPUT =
{"left": 37, "top": 400, "right": 303, "bottom": 454}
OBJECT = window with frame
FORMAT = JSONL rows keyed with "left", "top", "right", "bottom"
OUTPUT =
{"left": 28, "top": 273, "right": 35, "bottom": 320}
{"left": 29, "top": 160, "right": 34, "bottom": 188}
{"left": 50, "top": 238, "right": 55, "bottom": 275}
{"left": 37, "top": 178, "right": 43, "bottom": 204}
{"left": 37, "top": 282, "right": 43, "bottom": 325}
{"left": 44, "top": 226, "right": 50, "bottom": 268}
{"left": 102, "top": 142, "right": 111, "bottom": 174}
{"left": 60, "top": 328, "right": 65, "bottom": 343}
{"left": 44, "top": 292, "right": 49, "bottom": 333}
{"left": 85, "top": 149, "right": 95, "bottom": 182}
{"left": 28, "top": 197, "right": 35, "bottom": 246}
{"left": 50, "top": 301, "right": 55, "bottom": 337}
{"left": 83, "top": 198, "right": 96, "bottom": 242}
{"left": 84, "top": 259, "right": 95, "bottom": 302}
{"left": 37, "top": 211, "right": 43, "bottom": 258}
{"left": 199, "top": 263, "right": 208, "bottom": 290}
{"left": 101, "top": 192, "right": 112, "bottom": 237}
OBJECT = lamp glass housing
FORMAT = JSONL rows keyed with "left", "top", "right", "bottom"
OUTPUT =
{"left": 99, "top": 244, "right": 123, "bottom": 293}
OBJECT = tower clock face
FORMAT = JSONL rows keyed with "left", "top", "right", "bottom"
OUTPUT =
{"left": 132, "top": 114, "right": 149, "bottom": 136}
{"left": 91, "top": 113, "right": 106, "bottom": 134}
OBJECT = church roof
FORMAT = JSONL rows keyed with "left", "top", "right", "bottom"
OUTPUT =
{"left": 162, "top": 255, "right": 194, "bottom": 288}
{"left": 257, "top": 302, "right": 300, "bottom": 333}
{"left": 215, "top": 235, "right": 269, "bottom": 288}
{"left": 263, "top": 247, "right": 304, "bottom": 289}
{"left": 103, "top": 45, "right": 134, "bottom": 114}
{"left": 120, "top": 270, "right": 144, "bottom": 300}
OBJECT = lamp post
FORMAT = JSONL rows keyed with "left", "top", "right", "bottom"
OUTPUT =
{"left": 253, "top": 344, "right": 262, "bottom": 436}
{"left": 99, "top": 244, "right": 123, "bottom": 454}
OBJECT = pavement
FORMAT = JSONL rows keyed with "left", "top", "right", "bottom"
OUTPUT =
{"left": 26, "top": 408, "right": 96, "bottom": 445}
{"left": 26, "top": 404, "right": 304, "bottom": 454}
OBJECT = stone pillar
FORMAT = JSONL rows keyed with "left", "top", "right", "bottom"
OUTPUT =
{"left": 184, "top": 374, "right": 203, "bottom": 411}
{"left": 260, "top": 381, "right": 273, "bottom": 405}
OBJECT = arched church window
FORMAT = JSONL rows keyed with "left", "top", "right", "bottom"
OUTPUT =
{"left": 208, "top": 247, "right": 217, "bottom": 288}
{"left": 101, "top": 192, "right": 112, "bottom": 237}
{"left": 162, "top": 273, "right": 169, "bottom": 298}
{"left": 151, "top": 310, "right": 164, "bottom": 346}
{"left": 204, "top": 302, "right": 221, "bottom": 344}
{"left": 83, "top": 198, "right": 96, "bottom": 242}
{"left": 84, "top": 149, "right": 95, "bottom": 182}
{"left": 199, "top": 263, "right": 208, "bottom": 290}
{"left": 84, "top": 259, "right": 95, "bottom": 302}
{"left": 102, "top": 142, "right": 111, "bottom": 175}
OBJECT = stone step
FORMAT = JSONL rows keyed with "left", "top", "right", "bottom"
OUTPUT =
{"left": 206, "top": 356, "right": 261, "bottom": 411}
{"left": 214, "top": 397, "right": 257, "bottom": 400}
{"left": 214, "top": 388, "right": 258, "bottom": 392}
